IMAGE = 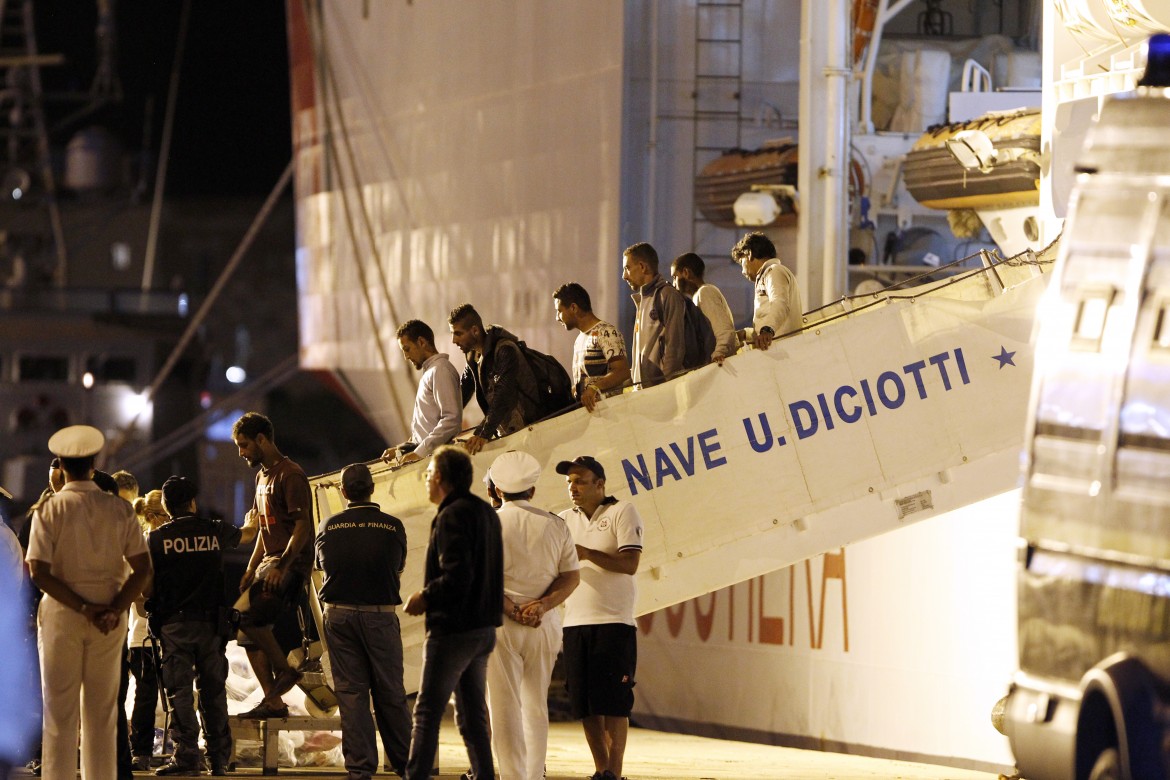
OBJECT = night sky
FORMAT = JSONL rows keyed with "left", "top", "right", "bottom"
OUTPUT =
{"left": 38, "top": 0, "right": 291, "bottom": 197}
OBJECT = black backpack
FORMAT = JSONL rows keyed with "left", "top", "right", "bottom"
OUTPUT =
{"left": 498, "top": 339, "right": 575, "bottom": 420}
{"left": 655, "top": 286, "right": 717, "bottom": 371}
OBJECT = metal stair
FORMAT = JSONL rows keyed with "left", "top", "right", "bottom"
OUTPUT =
{"left": 691, "top": 0, "right": 744, "bottom": 258}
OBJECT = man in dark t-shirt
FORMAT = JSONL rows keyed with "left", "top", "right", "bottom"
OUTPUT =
{"left": 232, "top": 412, "right": 312, "bottom": 719}
{"left": 316, "top": 462, "right": 411, "bottom": 778}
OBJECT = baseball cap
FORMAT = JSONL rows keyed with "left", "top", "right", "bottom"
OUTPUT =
{"left": 47, "top": 425, "right": 104, "bottom": 458}
{"left": 161, "top": 476, "right": 198, "bottom": 509}
{"left": 488, "top": 451, "right": 541, "bottom": 494}
{"left": 554, "top": 455, "right": 606, "bottom": 481}
{"left": 341, "top": 463, "right": 375, "bottom": 495}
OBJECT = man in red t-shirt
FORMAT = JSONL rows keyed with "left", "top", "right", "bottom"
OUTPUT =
{"left": 232, "top": 412, "right": 313, "bottom": 719}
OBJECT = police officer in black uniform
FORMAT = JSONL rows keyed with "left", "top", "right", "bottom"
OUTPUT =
{"left": 316, "top": 462, "right": 412, "bottom": 778}
{"left": 148, "top": 476, "right": 242, "bottom": 776}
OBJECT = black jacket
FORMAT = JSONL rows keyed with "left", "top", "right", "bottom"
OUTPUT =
{"left": 420, "top": 490, "right": 503, "bottom": 635}
{"left": 460, "top": 325, "right": 540, "bottom": 439}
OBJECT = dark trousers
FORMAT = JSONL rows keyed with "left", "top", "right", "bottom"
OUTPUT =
{"left": 159, "top": 621, "right": 232, "bottom": 768}
{"left": 117, "top": 643, "right": 133, "bottom": 778}
{"left": 128, "top": 645, "right": 159, "bottom": 758}
{"left": 405, "top": 626, "right": 496, "bottom": 780}
{"left": 324, "top": 608, "right": 412, "bottom": 779}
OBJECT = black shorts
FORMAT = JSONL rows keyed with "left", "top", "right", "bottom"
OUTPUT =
{"left": 563, "top": 623, "right": 637, "bottom": 719}
{"left": 234, "top": 558, "right": 304, "bottom": 644}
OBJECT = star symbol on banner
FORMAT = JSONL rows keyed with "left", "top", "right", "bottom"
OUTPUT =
{"left": 992, "top": 346, "right": 1016, "bottom": 369}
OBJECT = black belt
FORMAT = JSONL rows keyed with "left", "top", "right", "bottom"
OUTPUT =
{"left": 326, "top": 603, "right": 397, "bottom": 613}
{"left": 163, "top": 609, "right": 217, "bottom": 625}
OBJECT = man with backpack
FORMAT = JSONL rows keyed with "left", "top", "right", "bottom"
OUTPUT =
{"left": 449, "top": 303, "right": 543, "bottom": 455}
{"left": 622, "top": 242, "right": 696, "bottom": 388}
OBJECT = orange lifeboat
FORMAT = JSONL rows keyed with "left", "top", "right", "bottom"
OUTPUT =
{"left": 694, "top": 142, "right": 798, "bottom": 229}
{"left": 903, "top": 109, "right": 1041, "bottom": 210}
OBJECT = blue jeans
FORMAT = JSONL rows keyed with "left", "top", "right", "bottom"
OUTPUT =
{"left": 405, "top": 626, "right": 496, "bottom": 780}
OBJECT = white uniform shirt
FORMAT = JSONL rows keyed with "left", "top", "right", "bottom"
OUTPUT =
{"left": 26, "top": 480, "right": 146, "bottom": 604}
{"left": 409, "top": 352, "right": 463, "bottom": 458}
{"left": 497, "top": 499, "right": 578, "bottom": 603}
{"left": 693, "top": 283, "right": 738, "bottom": 360}
{"left": 752, "top": 259, "right": 803, "bottom": 337}
{"left": 559, "top": 497, "right": 643, "bottom": 628}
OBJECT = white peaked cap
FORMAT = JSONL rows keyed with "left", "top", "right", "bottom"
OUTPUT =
{"left": 47, "top": 425, "right": 105, "bottom": 458}
{"left": 488, "top": 450, "right": 542, "bottom": 494}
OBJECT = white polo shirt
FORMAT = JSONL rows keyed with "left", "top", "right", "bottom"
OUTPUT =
{"left": 559, "top": 497, "right": 643, "bottom": 628}
{"left": 497, "top": 499, "right": 578, "bottom": 604}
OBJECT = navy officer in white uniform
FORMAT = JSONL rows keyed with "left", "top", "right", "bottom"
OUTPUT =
{"left": 27, "top": 425, "right": 151, "bottom": 780}
{"left": 484, "top": 451, "right": 579, "bottom": 780}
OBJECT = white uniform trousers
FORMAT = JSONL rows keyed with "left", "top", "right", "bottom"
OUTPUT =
{"left": 486, "top": 608, "right": 562, "bottom": 780}
{"left": 38, "top": 597, "right": 127, "bottom": 780}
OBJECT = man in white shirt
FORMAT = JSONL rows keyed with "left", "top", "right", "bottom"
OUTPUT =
{"left": 732, "top": 231, "right": 804, "bottom": 350}
{"left": 27, "top": 425, "right": 151, "bottom": 780}
{"left": 670, "top": 252, "right": 738, "bottom": 363}
{"left": 552, "top": 282, "right": 631, "bottom": 412}
{"left": 556, "top": 456, "right": 643, "bottom": 780}
{"left": 484, "top": 451, "right": 580, "bottom": 780}
{"left": 383, "top": 319, "right": 463, "bottom": 465}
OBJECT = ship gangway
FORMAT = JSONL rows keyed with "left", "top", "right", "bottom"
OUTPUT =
{"left": 305, "top": 245, "right": 1053, "bottom": 692}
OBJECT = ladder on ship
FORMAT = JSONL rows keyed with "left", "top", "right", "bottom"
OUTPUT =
{"left": 691, "top": 0, "right": 744, "bottom": 259}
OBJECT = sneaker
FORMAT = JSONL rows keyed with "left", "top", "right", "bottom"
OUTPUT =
{"left": 131, "top": 756, "right": 152, "bottom": 772}
{"left": 269, "top": 667, "right": 303, "bottom": 698}
{"left": 237, "top": 701, "right": 290, "bottom": 719}
{"left": 154, "top": 759, "right": 203, "bottom": 776}
{"left": 207, "top": 763, "right": 227, "bottom": 777}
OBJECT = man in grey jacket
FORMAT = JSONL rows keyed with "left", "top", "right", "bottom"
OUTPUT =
{"left": 622, "top": 242, "right": 688, "bottom": 388}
